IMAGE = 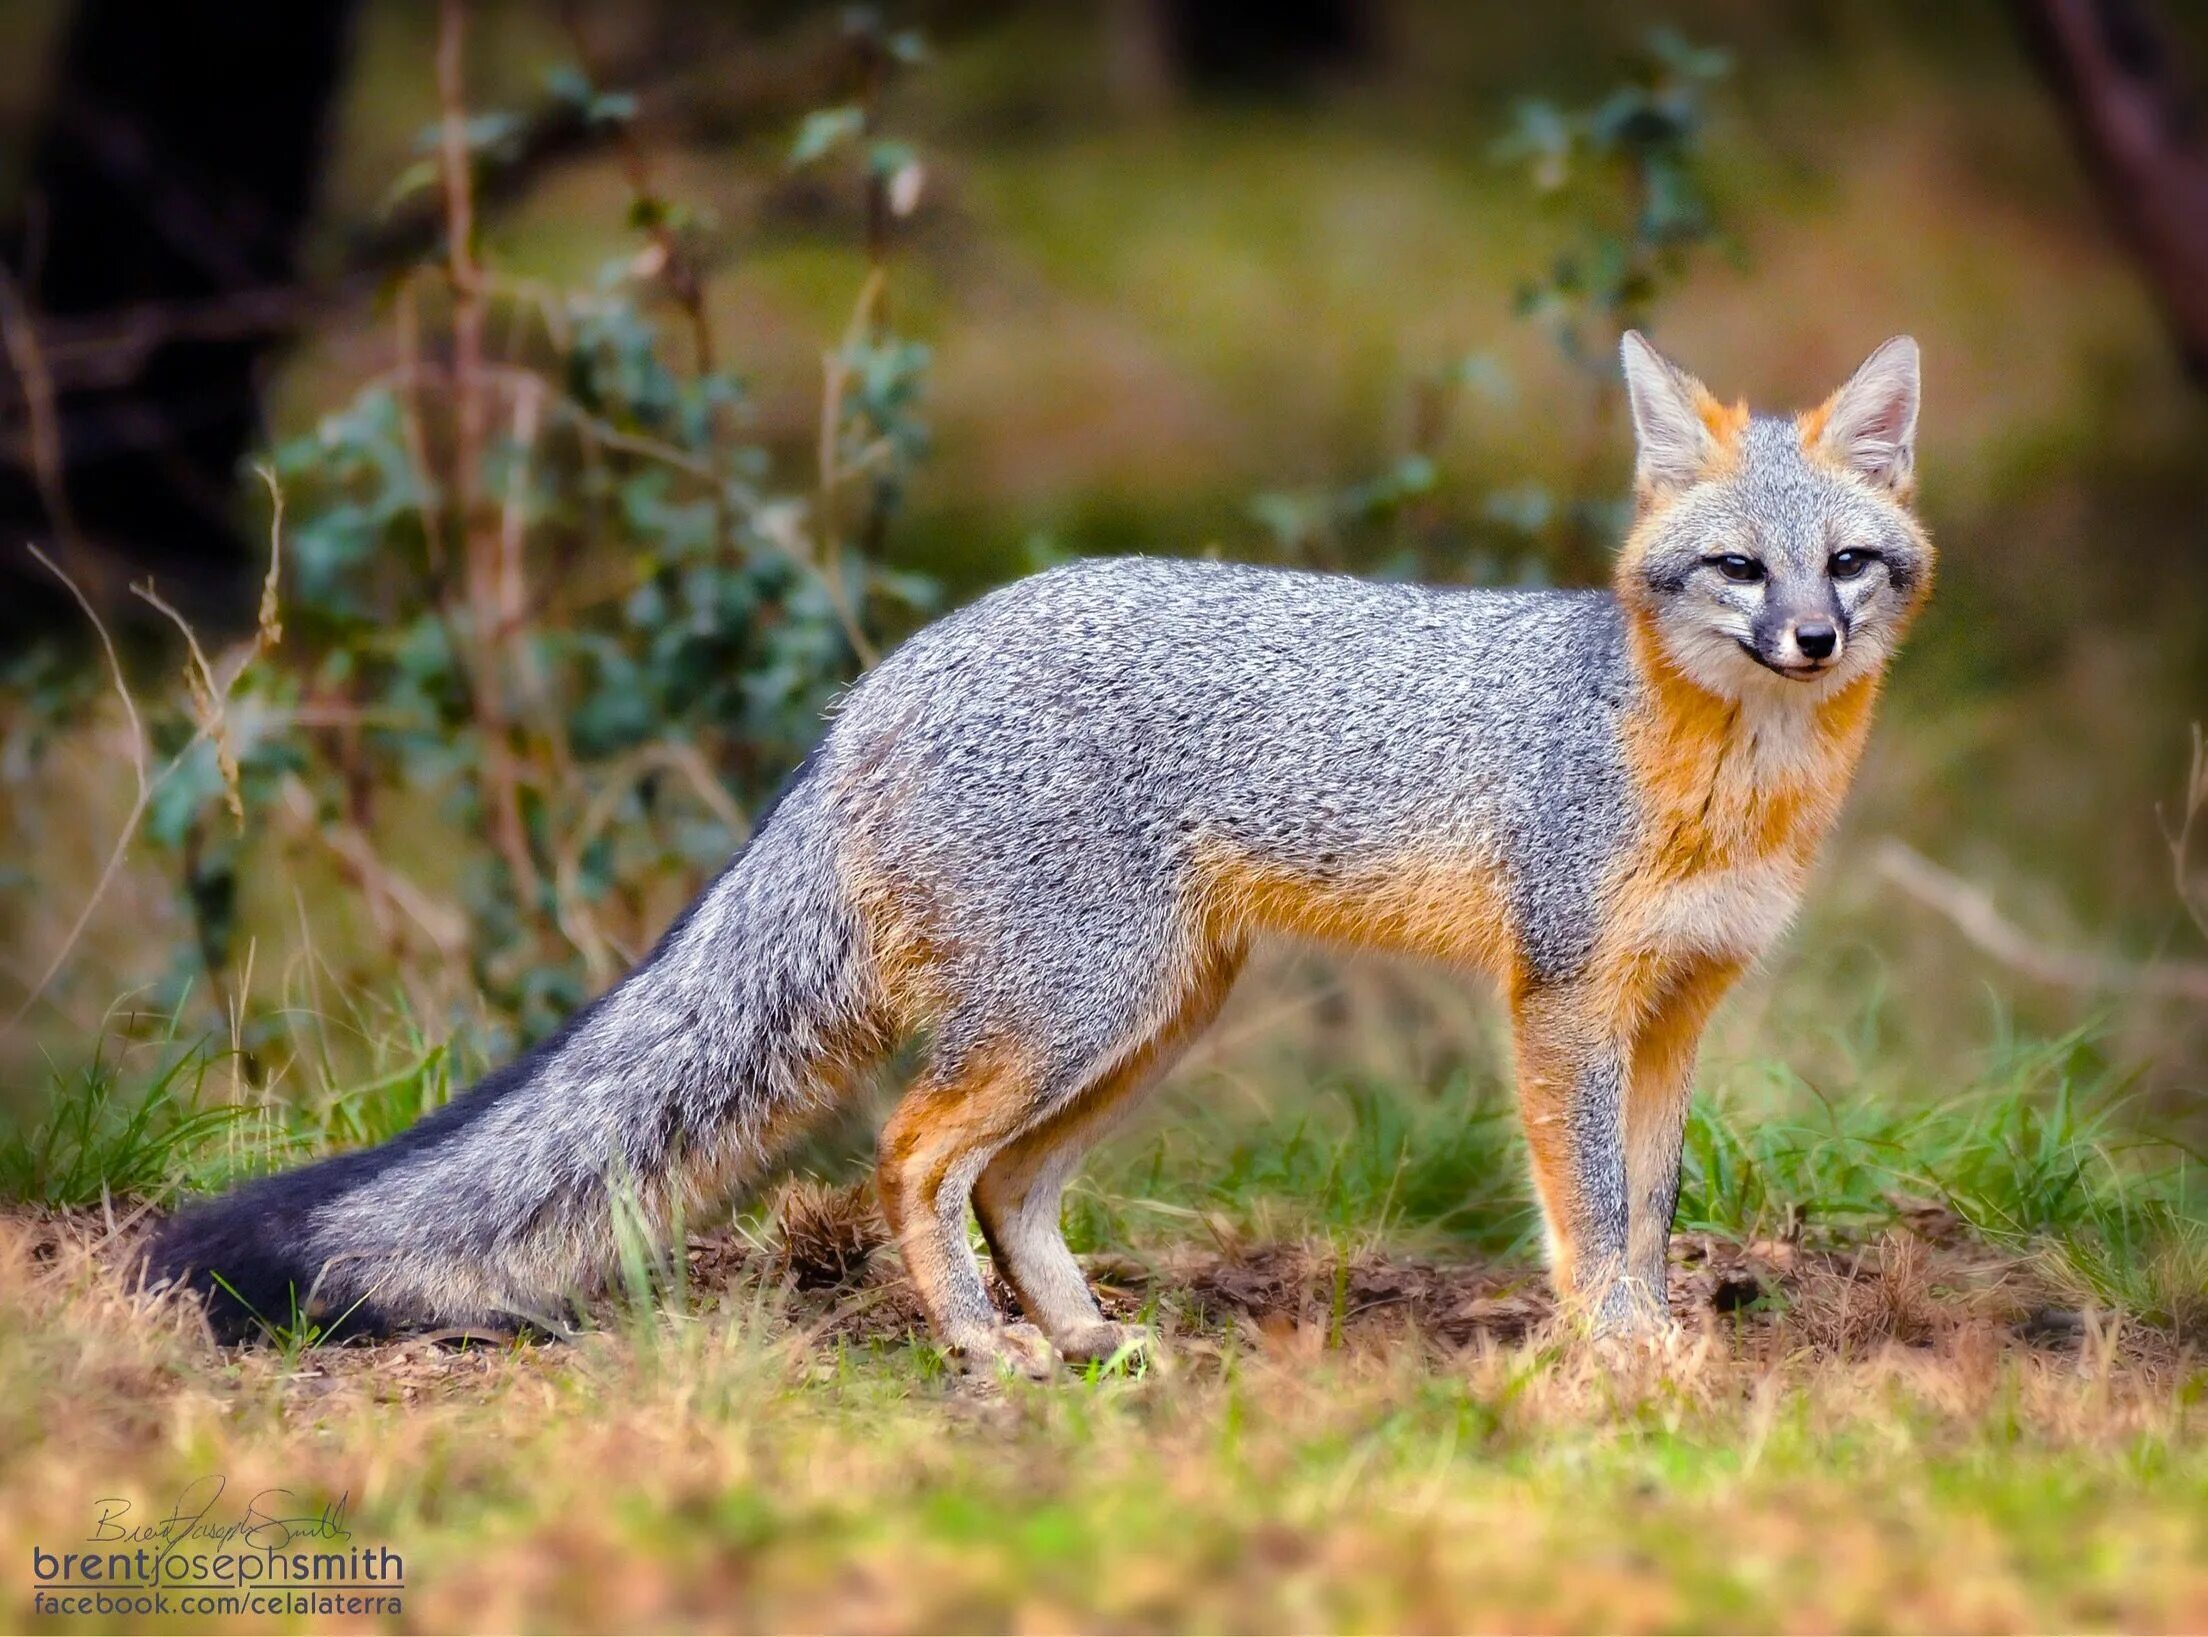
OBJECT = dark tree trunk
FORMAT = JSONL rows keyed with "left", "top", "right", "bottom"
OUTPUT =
{"left": 0, "top": 0, "right": 359, "bottom": 636}
{"left": 2009, "top": 0, "right": 2208, "bottom": 387}
{"left": 1153, "top": 0, "right": 1377, "bottom": 97}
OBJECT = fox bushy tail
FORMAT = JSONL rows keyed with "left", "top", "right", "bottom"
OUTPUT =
{"left": 147, "top": 759, "right": 882, "bottom": 1340}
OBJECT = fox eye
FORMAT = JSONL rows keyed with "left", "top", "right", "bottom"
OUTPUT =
{"left": 1708, "top": 554, "right": 1765, "bottom": 584}
{"left": 1829, "top": 548, "right": 1878, "bottom": 581}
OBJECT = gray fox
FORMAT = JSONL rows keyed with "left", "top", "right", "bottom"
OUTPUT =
{"left": 150, "top": 332, "right": 1930, "bottom": 1367}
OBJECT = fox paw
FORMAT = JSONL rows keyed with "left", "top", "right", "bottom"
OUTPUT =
{"left": 949, "top": 1322, "right": 1059, "bottom": 1380}
{"left": 1576, "top": 1284, "right": 1684, "bottom": 1353}
{"left": 1056, "top": 1321, "right": 1166, "bottom": 1371}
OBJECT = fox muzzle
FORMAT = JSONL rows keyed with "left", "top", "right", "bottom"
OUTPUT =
{"left": 1745, "top": 608, "right": 1845, "bottom": 679}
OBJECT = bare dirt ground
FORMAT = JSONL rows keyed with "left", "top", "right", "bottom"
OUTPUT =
{"left": 5, "top": 1185, "right": 2134, "bottom": 1381}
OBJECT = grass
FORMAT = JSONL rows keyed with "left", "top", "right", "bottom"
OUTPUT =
{"left": 0, "top": 1033, "right": 247, "bottom": 1210}
{"left": 0, "top": 1018, "right": 461, "bottom": 1210}
{"left": 7, "top": 1189, "right": 2208, "bottom": 1633}
{"left": 1069, "top": 1070, "right": 1535, "bottom": 1258}
{"left": 1673, "top": 1030, "right": 2208, "bottom": 1334}
{"left": 4, "top": 992, "right": 2203, "bottom": 1630}
{"left": 9, "top": 987, "right": 2199, "bottom": 1339}
{"left": 1044, "top": 1012, "right": 2208, "bottom": 1345}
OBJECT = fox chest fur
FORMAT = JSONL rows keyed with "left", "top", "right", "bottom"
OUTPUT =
{"left": 1603, "top": 623, "right": 1877, "bottom": 948}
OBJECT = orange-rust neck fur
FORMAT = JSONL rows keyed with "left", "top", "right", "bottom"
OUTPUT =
{"left": 1618, "top": 601, "right": 1880, "bottom": 881}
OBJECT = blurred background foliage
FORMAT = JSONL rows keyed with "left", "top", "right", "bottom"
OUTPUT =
{"left": 0, "top": 0, "right": 2205, "bottom": 1180}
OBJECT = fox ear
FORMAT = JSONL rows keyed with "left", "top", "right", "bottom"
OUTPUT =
{"left": 1813, "top": 336, "right": 1919, "bottom": 491}
{"left": 1620, "top": 330, "right": 1718, "bottom": 494}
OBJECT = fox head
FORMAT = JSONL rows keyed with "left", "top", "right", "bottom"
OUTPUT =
{"left": 1614, "top": 332, "right": 1933, "bottom": 699}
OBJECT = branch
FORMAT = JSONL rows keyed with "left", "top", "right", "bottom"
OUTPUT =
{"left": 551, "top": 740, "right": 748, "bottom": 984}
{"left": 0, "top": 285, "right": 330, "bottom": 403}
{"left": 437, "top": 0, "right": 544, "bottom": 920}
{"left": 0, "top": 270, "right": 94, "bottom": 590}
{"left": 1875, "top": 838, "right": 2208, "bottom": 1004}
{"left": 2008, "top": 0, "right": 2208, "bottom": 386}
{"left": 274, "top": 777, "right": 467, "bottom": 959}
{"left": 338, "top": 15, "right": 828, "bottom": 283}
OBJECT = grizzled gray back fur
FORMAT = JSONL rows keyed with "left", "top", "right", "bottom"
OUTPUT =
{"left": 831, "top": 557, "right": 1634, "bottom": 1016}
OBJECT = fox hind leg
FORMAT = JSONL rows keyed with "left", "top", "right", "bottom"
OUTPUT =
{"left": 973, "top": 947, "right": 1243, "bottom": 1364}
{"left": 876, "top": 1047, "right": 1059, "bottom": 1375}
{"left": 876, "top": 926, "right": 1242, "bottom": 1374}
{"left": 971, "top": 1087, "right": 1139, "bottom": 1365}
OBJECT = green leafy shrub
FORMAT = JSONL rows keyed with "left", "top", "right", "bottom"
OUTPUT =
{"left": 1252, "top": 29, "right": 1734, "bottom": 581}
{"left": 8, "top": 9, "right": 939, "bottom": 1063}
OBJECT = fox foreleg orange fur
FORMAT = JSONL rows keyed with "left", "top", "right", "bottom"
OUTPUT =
{"left": 150, "top": 333, "right": 1931, "bottom": 1364}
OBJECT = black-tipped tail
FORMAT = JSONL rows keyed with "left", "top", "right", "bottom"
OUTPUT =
{"left": 147, "top": 1163, "right": 404, "bottom": 1343}
{"left": 146, "top": 745, "right": 852, "bottom": 1346}
{"left": 143, "top": 1023, "right": 592, "bottom": 1343}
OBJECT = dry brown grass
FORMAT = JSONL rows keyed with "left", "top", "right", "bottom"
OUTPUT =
{"left": 7, "top": 1201, "right": 2205, "bottom": 1633}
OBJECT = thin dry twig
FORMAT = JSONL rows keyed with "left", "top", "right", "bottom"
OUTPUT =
{"left": 552, "top": 740, "right": 749, "bottom": 982}
{"left": 5, "top": 556, "right": 184, "bottom": 1040}
{"left": 252, "top": 465, "right": 286, "bottom": 647}
{"left": 130, "top": 579, "right": 243, "bottom": 823}
{"left": 127, "top": 481, "right": 284, "bottom": 829}
{"left": 813, "top": 265, "right": 888, "bottom": 667}
{"left": 2157, "top": 722, "right": 2208, "bottom": 945}
{"left": 5, "top": 550, "right": 160, "bottom": 1041}
{"left": 5, "top": 486, "right": 288, "bottom": 1041}
{"left": 1876, "top": 838, "right": 2208, "bottom": 1004}
{"left": 27, "top": 542, "right": 145, "bottom": 801}
{"left": 0, "top": 268, "right": 91, "bottom": 589}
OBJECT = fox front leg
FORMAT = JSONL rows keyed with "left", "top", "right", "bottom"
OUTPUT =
{"left": 1510, "top": 988, "right": 1659, "bottom": 1335}
{"left": 1620, "top": 957, "right": 1742, "bottom": 1322}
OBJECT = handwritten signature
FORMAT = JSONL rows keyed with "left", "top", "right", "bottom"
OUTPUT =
{"left": 87, "top": 1477, "right": 352, "bottom": 1551}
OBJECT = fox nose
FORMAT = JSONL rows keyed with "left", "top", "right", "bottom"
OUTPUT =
{"left": 1794, "top": 621, "right": 1838, "bottom": 660}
